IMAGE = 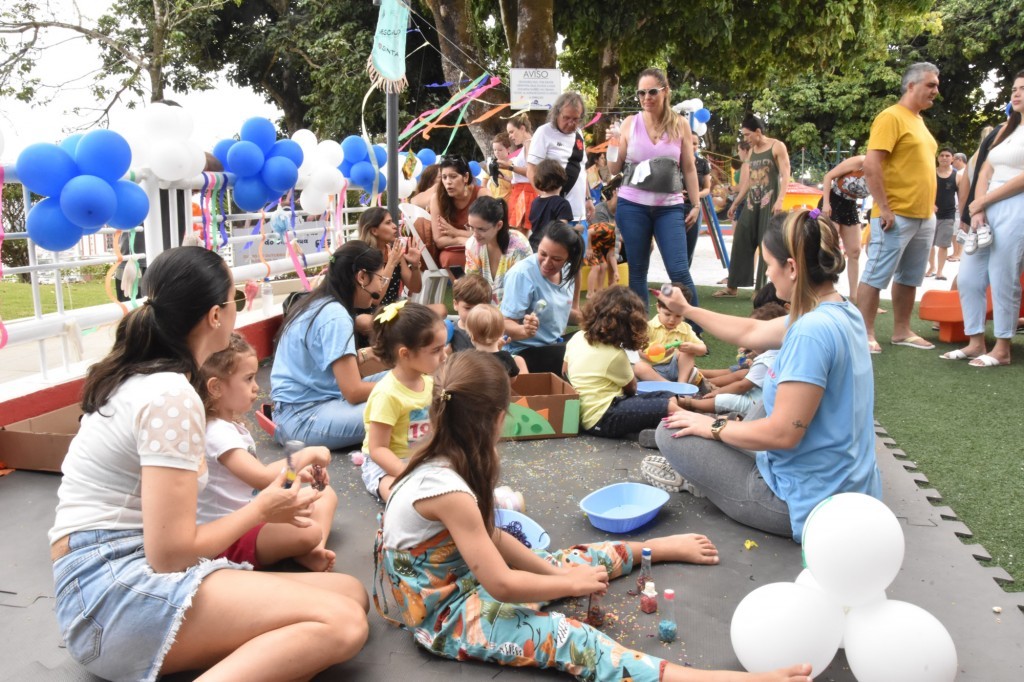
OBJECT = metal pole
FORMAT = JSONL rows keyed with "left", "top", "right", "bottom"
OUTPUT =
{"left": 387, "top": 92, "right": 400, "bottom": 222}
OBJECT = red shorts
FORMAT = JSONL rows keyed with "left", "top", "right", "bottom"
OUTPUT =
{"left": 217, "top": 523, "right": 266, "bottom": 569}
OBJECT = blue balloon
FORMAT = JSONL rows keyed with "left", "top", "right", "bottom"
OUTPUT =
{"left": 468, "top": 160, "right": 481, "bottom": 176}
{"left": 342, "top": 135, "right": 368, "bottom": 163}
{"left": 108, "top": 180, "right": 150, "bottom": 229}
{"left": 349, "top": 161, "right": 376, "bottom": 188}
{"left": 372, "top": 145, "right": 387, "bottom": 168}
{"left": 233, "top": 176, "right": 271, "bottom": 212}
{"left": 261, "top": 156, "right": 299, "bottom": 193}
{"left": 213, "top": 139, "right": 236, "bottom": 169}
{"left": 75, "top": 129, "right": 132, "bottom": 182}
{"left": 240, "top": 117, "right": 277, "bottom": 154}
{"left": 226, "top": 141, "right": 265, "bottom": 177}
{"left": 26, "top": 198, "right": 84, "bottom": 252}
{"left": 268, "top": 139, "right": 304, "bottom": 167}
{"left": 60, "top": 134, "right": 84, "bottom": 156}
{"left": 695, "top": 108, "right": 712, "bottom": 124}
{"left": 60, "top": 175, "right": 117, "bottom": 228}
{"left": 339, "top": 159, "right": 354, "bottom": 178}
{"left": 375, "top": 172, "right": 387, "bottom": 193}
{"left": 417, "top": 148, "right": 437, "bottom": 167}
{"left": 16, "top": 143, "right": 79, "bottom": 197}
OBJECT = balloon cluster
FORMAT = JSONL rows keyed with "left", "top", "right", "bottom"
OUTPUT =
{"left": 673, "top": 98, "right": 713, "bottom": 138}
{"left": 17, "top": 130, "right": 149, "bottom": 252}
{"left": 213, "top": 117, "right": 302, "bottom": 212}
{"left": 730, "top": 493, "right": 957, "bottom": 681}
{"left": 338, "top": 136, "right": 433, "bottom": 200}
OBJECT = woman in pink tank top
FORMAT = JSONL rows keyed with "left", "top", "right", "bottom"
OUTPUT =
{"left": 608, "top": 68, "right": 703, "bottom": 310}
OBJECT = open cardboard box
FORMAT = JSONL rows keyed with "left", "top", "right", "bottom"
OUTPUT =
{"left": 501, "top": 373, "right": 580, "bottom": 441}
{"left": 0, "top": 404, "right": 83, "bottom": 473}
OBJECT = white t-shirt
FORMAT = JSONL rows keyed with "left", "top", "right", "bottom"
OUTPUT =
{"left": 197, "top": 418, "right": 260, "bottom": 525}
{"left": 382, "top": 462, "right": 476, "bottom": 550}
{"left": 511, "top": 148, "right": 530, "bottom": 184}
{"left": 528, "top": 123, "right": 589, "bottom": 220}
{"left": 49, "top": 373, "right": 208, "bottom": 543}
{"left": 746, "top": 349, "right": 779, "bottom": 389}
{"left": 987, "top": 125, "right": 1024, "bottom": 186}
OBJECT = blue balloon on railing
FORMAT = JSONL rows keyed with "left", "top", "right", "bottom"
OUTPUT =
{"left": 233, "top": 176, "right": 271, "bottom": 212}
{"left": 349, "top": 160, "right": 376, "bottom": 188}
{"left": 26, "top": 197, "right": 84, "bottom": 252}
{"left": 75, "top": 129, "right": 132, "bottom": 182}
{"left": 372, "top": 145, "right": 387, "bottom": 168}
{"left": 108, "top": 180, "right": 150, "bottom": 229}
{"left": 261, "top": 156, "right": 299, "bottom": 193}
{"left": 416, "top": 148, "right": 437, "bottom": 167}
{"left": 268, "top": 139, "right": 304, "bottom": 167}
{"left": 468, "top": 160, "right": 481, "bottom": 176}
{"left": 213, "top": 139, "right": 235, "bottom": 169}
{"left": 60, "top": 175, "right": 117, "bottom": 228}
{"left": 59, "top": 134, "right": 84, "bottom": 157}
{"left": 339, "top": 159, "right": 354, "bottom": 178}
{"left": 694, "top": 108, "right": 712, "bottom": 124}
{"left": 342, "top": 135, "right": 368, "bottom": 163}
{"left": 375, "top": 172, "right": 387, "bottom": 193}
{"left": 226, "top": 141, "right": 265, "bottom": 177}
{"left": 240, "top": 117, "right": 277, "bottom": 154}
{"left": 16, "top": 143, "right": 79, "bottom": 197}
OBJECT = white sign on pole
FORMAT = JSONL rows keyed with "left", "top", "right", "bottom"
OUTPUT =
{"left": 510, "top": 68, "right": 562, "bottom": 110}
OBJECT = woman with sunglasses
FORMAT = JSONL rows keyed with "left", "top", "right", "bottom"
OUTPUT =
{"left": 49, "top": 246, "right": 369, "bottom": 681}
{"left": 608, "top": 68, "right": 703, "bottom": 308}
{"left": 430, "top": 155, "right": 484, "bottom": 275}
{"left": 271, "top": 241, "right": 389, "bottom": 449}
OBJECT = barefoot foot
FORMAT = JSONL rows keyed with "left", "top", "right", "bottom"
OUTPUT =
{"left": 296, "top": 547, "right": 336, "bottom": 572}
{"left": 646, "top": 533, "right": 719, "bottom": 565}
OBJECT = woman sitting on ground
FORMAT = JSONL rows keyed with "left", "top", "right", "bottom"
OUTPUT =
{"left": 464, "top": 195, "right": 532, "bottom": 304}
{"left": 644, "top": 209, "right": 882, "bottom": 542}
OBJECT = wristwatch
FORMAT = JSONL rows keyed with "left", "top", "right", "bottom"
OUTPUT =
{"left": 710, "top": 417, "right": 728, "bottom": 441}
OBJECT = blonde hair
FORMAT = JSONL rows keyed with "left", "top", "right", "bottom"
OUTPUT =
{"left": 638, "top": 68, "right": 685, "bottom": 141}
{"left": 762, "top": 209, "right": 845, "bottom": 322}
{"left": 465, "top": 304, "right": 505, "bottom": 346}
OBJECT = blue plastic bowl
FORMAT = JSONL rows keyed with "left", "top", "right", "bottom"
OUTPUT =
{"left": 579, "top": 482, "right": 670, "bottom": 533}
{"left": 495, "top": 509, "right": 551, "bottom": 551}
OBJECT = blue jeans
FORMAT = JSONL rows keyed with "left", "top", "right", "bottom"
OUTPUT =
{"left": 682, "top": 202, "right": 702, "bottom": 269}
{"left": 616, "top": 197, "right": 698, "bottom": 308}
{"left": 274, "top": 370, "right": 388, "bottom": 450}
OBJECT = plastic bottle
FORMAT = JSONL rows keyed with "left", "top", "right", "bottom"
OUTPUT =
{"left": 283, "top": 440, "right": 304, "bottom": 489}
{"left": 640, "top": 581, "right": 658, "bottom": 614}
{"left": 660, "top": 283, "right": 674, "bottom": 297}
{"left": 606, "top": 124, "right": 620, "bottom": 164}
{"left": 261, "top": 278, "right": 274, "bottom": 317}
{"left": 586, "top": 590, "right": 604, "bottom": 627}
{"left": 658, "top": 589, "right": 678, "bottom": 642}
{"left": 636, "top": 546, "right": 653, "bottom": 592}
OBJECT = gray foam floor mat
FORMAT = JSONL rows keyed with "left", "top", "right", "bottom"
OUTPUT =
{"left": 2, "top": 365, "right": 1022, "bottom": 681}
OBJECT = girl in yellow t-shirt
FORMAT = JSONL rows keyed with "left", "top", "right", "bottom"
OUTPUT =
{"left": 563, "top": 286, "right": 686, "bottom": 438}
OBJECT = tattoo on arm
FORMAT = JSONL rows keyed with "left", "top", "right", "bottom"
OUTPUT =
{"left": 792, "top": 420, "right": 809, "bottom": 430}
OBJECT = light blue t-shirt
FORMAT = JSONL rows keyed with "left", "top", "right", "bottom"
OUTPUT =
{"left": 271, "top": 299, "right": 357, "bottom": 406}
{"left": 500, "top": 254, "right": 574, "bottom": 354}
{"left": 757, "top": 301, "right": 882, "bottom": 541}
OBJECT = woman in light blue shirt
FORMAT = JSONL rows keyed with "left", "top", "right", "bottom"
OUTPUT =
{"left": 271, "top": 241, "right": 388, "bottom": 449}
{"left": 647, "top": 209, "right": 882, "bottom": 541}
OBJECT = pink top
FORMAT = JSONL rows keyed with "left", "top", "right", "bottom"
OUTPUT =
{"left": 618, "top": 114, "right": 685, "bottom": 207}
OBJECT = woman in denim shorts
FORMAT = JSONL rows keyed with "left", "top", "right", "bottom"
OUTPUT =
{"left": 49, "top": 247, "right": 368, "bottom": 681}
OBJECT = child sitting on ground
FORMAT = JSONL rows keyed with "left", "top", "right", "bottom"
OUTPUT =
{"left": 449, "top": 273, "right": 493, "bottom": 352}
{"left": 375, "top": 350, "right": 811, "bottom": 682}
{"left": 198, "top": 333, "right": 337, "bottom": 572}
{"left": 633, "top": 284, "right": 708, "bottom": 386}
{"left": 584, "top": 177, "right": 623, "bottom": 293}
{"left": 677, "top": 303, "right": 788, "bottom": 420}
{"left": 465, "top": 303, "right": 527, "bottom": 377}
{"left": 528, "top": 159, "right": 573, "bottom": 252}
{"left": 360, "top": 301, "right": 448, "bottom": 502}
{"left": 564, "top": 286, "right": 688, "bottom": 439}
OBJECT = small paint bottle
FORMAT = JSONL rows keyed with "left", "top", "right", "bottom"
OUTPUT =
{"left": 283, "top": 440, "right": 304, "bottom": 489}
{"left": 635, "top": 546, "right": 653, "bottom": 592}
{"left": 640, "top": 581, "right": 658, "bottom": 614}
{"left": 658, "top": 588, "right": 678, "bottom": 643}
{"left": 586, "top": 591, "right": 604, "bottom": 627}
{"left": 660, "top": 283, "right": 674, "bottom": 297}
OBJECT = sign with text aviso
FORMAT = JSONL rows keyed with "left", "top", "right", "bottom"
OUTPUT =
{"left": 510, "top": 68, "right": 562, "bottom": 110}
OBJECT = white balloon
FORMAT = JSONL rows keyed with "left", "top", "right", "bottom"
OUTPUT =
{"left": 844, "top": 600, "right": 957, "bottom": 682}
{"left": 149, "top": 141, "right": 192, "bottom": 181}
{"left": 691, "top": 98, "right": 704, "bottom": 111}
{"left": 315, "top": 140, "right": 344, "bottom": 168}
{"left": 174, "top": 107, "right": 194, "bottom": 140}
{"left": 794, "top": 568, "right": 885, "bottom": 649}
{"left": 299, "top": 189, "right": 329, "bottom": 215}
{"left": 145, "top": 103, "right": 185, "bottom": 140}
{"left": 309, "top": 165, "right": 344, "bottom": 193}
{"left": 397, "top": 176, "right": 417, "bottom": 199}
{"left": 182, "top": 143, "right": 206, "bottom": 179}
{"left": 803, "top": 493, "right": 905, "bottom": 607}
{"left": 295, "top": 166, "right": 314, "bottom": 191}
{"left": 692, "top": 121, "right": 708, "bottom": 137}
{"left": 291, "top": 128, "right": 319, "bottom": 161}
{"left": 731, "top": 582, "right": 844, "bottom": 676}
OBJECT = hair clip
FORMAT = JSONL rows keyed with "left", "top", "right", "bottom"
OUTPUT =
{"left": 329, "top": 254, "right": 336, "bottom": 264}
{"left": 807, "top": 208, "right": 821, "bottom": 220}
{"left": 439, "top": 388, "right": 452, "bottom": 401}
{"left": 374, "top": 300, "right": 406, "bottom": 323}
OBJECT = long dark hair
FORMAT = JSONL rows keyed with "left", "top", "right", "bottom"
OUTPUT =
{"left": 371, "top": 302, "right": 443, "bottom": 367}
{"left": 762, "top": 208, "right": 845, "bottom": 322}
{"left": 394, "top": 351, "right": 511, "bottom": 534}
{"left": 467, "top": 195, "right": 510, "bottom": 253}
{"left": 992, "top": 69, "right": 1024, "bottom": 148}
{"left": 279, "top": 241, "right": 384, "bottom": 340}
{"left": 540, "top": 221, "right": 585, "bottom": 288}
{"left": 435, "top": 156, "right": 473, "bottom": 223}
{"left": 81, "top": 246, "right": 232, "bottom": 413}
{"left": 356, "top": 207, "right": 391, "bottom": 248}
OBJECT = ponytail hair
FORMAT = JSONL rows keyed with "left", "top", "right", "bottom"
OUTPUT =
{"left": 468, "top": 195, "right": 510, "bottom": 252}
{"left": 762, "top": 209, "right": 845, "bottom": 322}
{"left": 394, "top": 351, "right": 511, "bottom": 534}
{"left": 541, "top": 221, "right": 585, "bottom": 288}
{"left": 81, "top": 246, "right": 232, "bottom": 413}
{"left": 370, "top": 301, "right": 443, "bottom": 367}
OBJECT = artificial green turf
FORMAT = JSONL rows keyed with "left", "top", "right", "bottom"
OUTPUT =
{"left": 687, "top": 284, "right": 1024, "bottom": 592}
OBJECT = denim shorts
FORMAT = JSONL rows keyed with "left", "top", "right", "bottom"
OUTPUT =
{"left": 861, "top": 215, "right": 936, "bottom": 289}
{"left": 52, "top": 529, "right": 249, "bottom": 682}
{"left": 651, "top": 354, "right": 680, "bottom": 381}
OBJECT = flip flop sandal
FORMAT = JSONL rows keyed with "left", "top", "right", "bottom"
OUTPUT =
{"left": 940, "top": 349, "right": 980, "bottom": 360}
{"left": 868, "top": 340, "right": 883, "bottom": 354}
{"left": 969, "top": 354, "right": 1009, "bottom": 368}
{"left": 891, "top": 335, "right": 935, "bottom": 350}
{"left": 935, "top": 275, "right": 948, "bottom": 281}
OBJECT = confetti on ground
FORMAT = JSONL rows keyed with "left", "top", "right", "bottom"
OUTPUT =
{"left": 744, "top": 539, "right": 759, "bottom": 550}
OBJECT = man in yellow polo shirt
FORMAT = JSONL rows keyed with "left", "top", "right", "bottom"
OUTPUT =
{"left": 857, "top": 62, "right": 940, "bottom": 353}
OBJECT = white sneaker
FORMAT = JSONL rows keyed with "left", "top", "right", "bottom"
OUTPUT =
{"left": 964, "top": 230, "right": 979, "bottom": 255}
{"left": 976, "top": 224, "right": 993, "bottom": 249}
{"left": 955, "top": 228, "right": 969, "bottom": 244}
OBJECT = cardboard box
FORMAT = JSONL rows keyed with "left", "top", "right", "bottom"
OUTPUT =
{"left": 0, "top": 404, "right": 83, "bottom": 473}
{"left": 501, "top": 373, "right": 580, "bottom": 441}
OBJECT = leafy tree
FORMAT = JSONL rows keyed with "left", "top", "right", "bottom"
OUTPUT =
{"left": 1, "top": 184, "right": 28, "bottom": 281}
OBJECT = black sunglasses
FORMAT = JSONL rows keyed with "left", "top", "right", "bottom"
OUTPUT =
{"left": 636, "top": 87, "right": 666, "bottom": 98}
{"left": 221, "top": 288, "right": 246, "bottom": 312}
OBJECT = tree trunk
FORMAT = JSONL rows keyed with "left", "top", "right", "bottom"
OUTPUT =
{"left": 148, "top": 0, "right": 166, "bottom": 102}
{"left": 593, "top": 37, "right": 620, "bottom": 145}
{"left": 511, "top": 0, "right": 555, "bottom": 133}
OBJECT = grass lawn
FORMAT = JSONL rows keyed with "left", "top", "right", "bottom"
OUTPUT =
{"left": 1, "top": 280, "right": 114, "bottom": 320}
{"left": 690, "top": 284, "right": 1024, "bottom": 592}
